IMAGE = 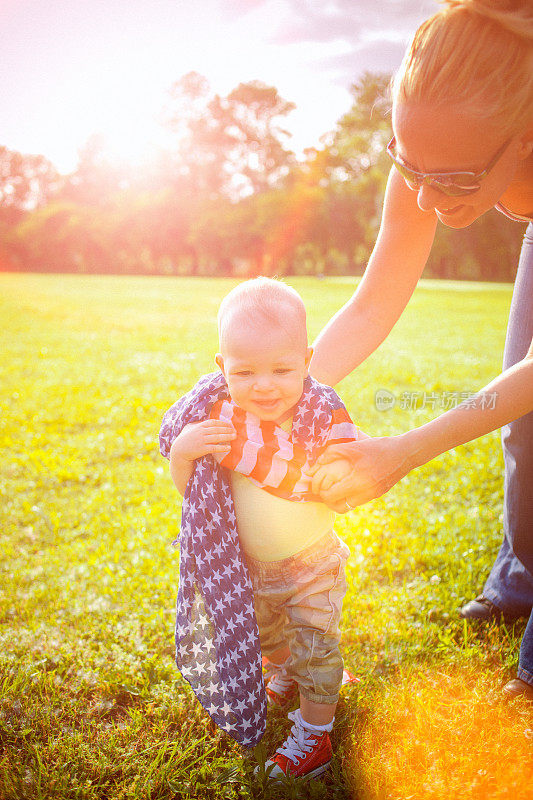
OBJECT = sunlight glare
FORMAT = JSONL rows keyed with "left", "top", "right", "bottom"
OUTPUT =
{"left": 97, "top": 112, "right": 164, "bottom": 170}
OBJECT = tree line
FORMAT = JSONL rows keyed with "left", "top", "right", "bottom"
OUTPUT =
{"left": 0, "top": 72, "right": 525, "bottom": 281}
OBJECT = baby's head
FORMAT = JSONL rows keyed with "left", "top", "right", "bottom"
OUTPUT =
{"left": 215, "top": 277, "right": 312, "bottom": 423}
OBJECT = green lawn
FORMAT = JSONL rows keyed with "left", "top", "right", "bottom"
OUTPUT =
{"left": 1, "top": 272, "right": 532, "bottom": 800}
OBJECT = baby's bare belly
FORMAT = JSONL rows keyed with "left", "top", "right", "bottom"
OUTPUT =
{"left": 230, "top": 471, "right": 335, "bottom": 562}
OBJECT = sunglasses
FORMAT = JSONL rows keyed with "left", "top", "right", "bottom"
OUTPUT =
{"left": 386, "top": 136, "right": 511, "bottom": 197}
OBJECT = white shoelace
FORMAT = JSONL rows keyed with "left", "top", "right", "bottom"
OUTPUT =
{"left": 275, "top": 711, "right": 319, "bottom": 765}
{"left": 268, "top": 667, "right": 295, "bottom": 695}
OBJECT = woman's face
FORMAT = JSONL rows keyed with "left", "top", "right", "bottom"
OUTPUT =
{"left": 392, "top": 101, "right": 524, "bottom": 228}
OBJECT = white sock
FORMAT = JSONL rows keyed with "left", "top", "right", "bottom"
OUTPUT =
{"left": 296, "top": 709, "right": 334, "bottom": 734}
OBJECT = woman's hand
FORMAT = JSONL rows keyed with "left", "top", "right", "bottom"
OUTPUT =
{"left": 309, "top": 435, "right": 413, "bottom": 508}
{"left": 171, "top": 420, "right": 236, "bottom": 462}
{"left": 311, "top": 458, "right": 355, "bottom": 513}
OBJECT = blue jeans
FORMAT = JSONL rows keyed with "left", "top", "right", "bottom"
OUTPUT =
{"left": 482, "top": 223, "right": 533, "bottom": 685}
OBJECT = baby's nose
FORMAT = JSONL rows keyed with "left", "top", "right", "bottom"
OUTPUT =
{"left": 254, "top": 373, "right": 274, "bottom": 390}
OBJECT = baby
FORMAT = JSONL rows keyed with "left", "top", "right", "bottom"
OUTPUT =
{"left": 160, "top": 277, "right": 363, "bottom": 780}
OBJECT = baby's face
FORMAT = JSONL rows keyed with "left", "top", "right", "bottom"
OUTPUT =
{"left": 215, "top": 320, "right": 312, "bottom": 424}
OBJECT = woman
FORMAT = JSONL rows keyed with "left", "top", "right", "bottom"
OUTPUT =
{"left": 309, "top": 0, "right": 533, "bottom": 698}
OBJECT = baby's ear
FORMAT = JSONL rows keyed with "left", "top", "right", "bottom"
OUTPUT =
{"left": 215, "top": 353, "right": 225, "bottom": 374}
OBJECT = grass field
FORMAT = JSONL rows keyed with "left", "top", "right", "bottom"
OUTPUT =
{"left": 1, "top": 272, "right": 532, "bottom": 800}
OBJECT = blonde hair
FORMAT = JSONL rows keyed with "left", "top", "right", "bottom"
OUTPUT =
{"left": 392, "top": 0, "right": 533, "bottom": 137}
{"left": 218, "top": 277, "right": 308, "bottom": 351}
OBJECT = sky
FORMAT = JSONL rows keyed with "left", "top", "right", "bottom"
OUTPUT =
{"left": 2, "top": 0, "right": 438, "bottom": 174}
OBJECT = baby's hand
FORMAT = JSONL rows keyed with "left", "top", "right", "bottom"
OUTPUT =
{"left": 311, "top": 459, "right": 354, "bottom": 512}
{"left": 171, "top": 420, "right": 236, "bottom": 462}
{"left": 312, "top": 458, "right": 352, "bottom": 493}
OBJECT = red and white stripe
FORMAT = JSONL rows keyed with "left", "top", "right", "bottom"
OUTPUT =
{"left": 209, "top": 399, "right": 362, "bottom": 501}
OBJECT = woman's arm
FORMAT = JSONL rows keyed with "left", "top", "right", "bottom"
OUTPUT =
{"left": 404, "top": 349, "right": 533, "bottom": 472}
{"left": 313, "top": 345, "right": 533, "bottom": 507}
{"left": 310, "top": 167, "right": 438, "bottom": 386}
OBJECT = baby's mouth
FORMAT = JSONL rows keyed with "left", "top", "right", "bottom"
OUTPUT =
{"left": 254, "top": 398, "right": 279, "bottom": 409}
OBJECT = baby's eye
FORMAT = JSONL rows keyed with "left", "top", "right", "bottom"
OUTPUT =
{"left": 235, "top": 370, "right": 252, "bottom": 377}
{"left": 274, "top": 368, "right": 292, "bottom": 375}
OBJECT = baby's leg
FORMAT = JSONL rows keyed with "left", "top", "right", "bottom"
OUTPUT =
{"left": 284, "top": 533, "right": 350, "bottom": 721}
{"left": 299, "top": 694, "right": 336, "bottom": 725}
{"left": 244, "top": 553, "right": 297, "bottom": 705}
{"left": 247, "top": 563, "right": 287, "bottom": 664}
{"left": 254, "top": 534, "right": 349, "bottom": 780}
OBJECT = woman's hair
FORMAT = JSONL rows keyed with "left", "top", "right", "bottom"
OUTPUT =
{"left": 392, "top": 0, "right": 533, "bottom": 136}
{"left": 218, "top": 277, "right": 308, "bottom": 351}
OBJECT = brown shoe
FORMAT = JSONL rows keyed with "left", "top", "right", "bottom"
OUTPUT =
{"left": 459, "top": 595, "right": 520, "bottom": 623}
{"left": 503, "top": 678, "right": 533, "bottom": 701}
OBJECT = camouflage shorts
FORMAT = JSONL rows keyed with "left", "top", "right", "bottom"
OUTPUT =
{"left": 245, "top": 530, "right": 350, "bottom": 705}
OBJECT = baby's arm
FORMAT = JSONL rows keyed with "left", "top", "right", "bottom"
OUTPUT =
{"left": 169, "top": 420, "right": 235, "bottom": 495}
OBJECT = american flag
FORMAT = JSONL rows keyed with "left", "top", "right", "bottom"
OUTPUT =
{"left": 159, "top": 372, "right": 362, "bottom": 746}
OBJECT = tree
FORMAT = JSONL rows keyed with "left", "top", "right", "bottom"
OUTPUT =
{"left": 1, "top": 68, "right": 524, "bottom": 281}
{"left": 59, "top": 134, "right": 125, "bottom": 206}
{"left": 164, "top": 74, "right": 233, "bottom": 198}
{"left": 223, "top": 81, "right": 296, "bottom": 196}
{"left": 428, "top": 209, "right": 525, "bottom": 280}
{"left": 284, "top": 73, "right": 392, "bottom": 274}
{"left": 163, "top": 74, "right": 295, "bottom": 200}
{"left": 0, "top": 146, "right": 60, "bottom": 269}
{"left": 322, "top": 72, "right": 392, "bottom": 183}
{"left": 0, "top": 147, "right": 59, "bottom": 218}
{"left": 8, "top": 202, "right": 111, "bottom": 273}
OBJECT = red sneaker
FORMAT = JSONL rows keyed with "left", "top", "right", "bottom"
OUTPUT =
{"left": 262, "top": 658, "right": 298, "bottom": 706}
{"left": 265, "top": 670, "right": 298, "bottom": 706}
{"left": 263, "top": 710, "right": 333, "bottom": 780}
